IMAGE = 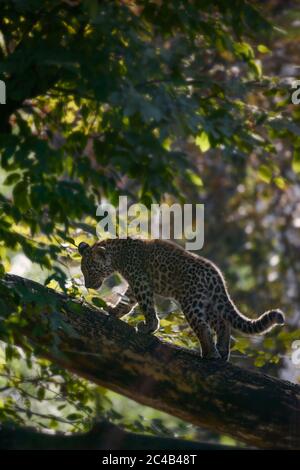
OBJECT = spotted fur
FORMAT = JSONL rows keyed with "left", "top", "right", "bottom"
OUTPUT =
{"left": 79, "top": 238, "right": 285, "bottom": 361}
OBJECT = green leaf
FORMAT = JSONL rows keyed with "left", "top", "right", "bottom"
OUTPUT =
{"left": 254, "top": 356, "right": 267, "bottom": 368}
{"left": 234, "top": 42, "right": 254, "bottom": 60}
{"left": 195, "top": 132, "right": 210, "bottom": 152}
{"left": 185, "top": 169, "right": 203, "bottom": 188}
{"left": 274, "top": 176, "right": 286, "bottom": 190}
{"left": 249, "top": 59, "right": 262, "bottom": 78}
{"left": 12, "top": 181, "right": 30, "bottom": 211}
{"left": 67, "top": 413, "right": 83, "bottom": 421}
{"left": 91, "top": 297, "right": 107, "bottom": 309}
{"left": 257, "top": 44, "right": 271, "bottom": 54}
{"left": 258, "top": 164, "right": 272, "bottom": 183}
{"left": 292, "top": 149, "right": 300, "bottom": 173}
{"left": 3, "top": 173, "right": 21, "bottom": 186}
{"left": 141, "top": 102, "right": 162, "bottom": 123}
{"left": 37, "top": 387, "right": 46, "bottom": 400}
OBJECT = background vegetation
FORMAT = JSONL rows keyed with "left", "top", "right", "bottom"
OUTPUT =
{"left": 0, "top": 0, "right": 299, "bottom": 446}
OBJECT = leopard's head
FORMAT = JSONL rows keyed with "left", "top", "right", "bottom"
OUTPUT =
{"left": 78, "top": 242, "right": 113, "bottom": 290}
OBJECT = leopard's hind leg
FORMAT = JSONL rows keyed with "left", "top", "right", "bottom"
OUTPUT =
{"left": 183, "top": 304, "right": 221, "bottom": 359}
{"left": 215, "top": 320, "right": 231, "bottom": 361}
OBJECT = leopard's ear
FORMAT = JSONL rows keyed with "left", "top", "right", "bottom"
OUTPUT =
{"left": 78, "top": 242, "right": 90, "bottom": 256}
{"left": 95, "top": 245, "right": 106, "bottom": 255}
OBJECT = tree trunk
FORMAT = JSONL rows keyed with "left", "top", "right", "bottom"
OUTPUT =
{"left": 0, "top": 274, "right": 299, "bottom": 449}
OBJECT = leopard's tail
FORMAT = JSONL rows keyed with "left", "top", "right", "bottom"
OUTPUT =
{"left": 224, "top": 301, "right": 285, "bottom": 334}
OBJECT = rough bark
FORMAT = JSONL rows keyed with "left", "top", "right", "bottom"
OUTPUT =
{"left": 0, "top": 421, "right": 232, "bottom": 450}
{"left": 0, "top": 274, "right": 299, "bottom": 449}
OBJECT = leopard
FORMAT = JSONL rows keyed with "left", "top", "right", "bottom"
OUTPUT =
{"left": 78, "top": 237, "right": 285, "bottom": 361}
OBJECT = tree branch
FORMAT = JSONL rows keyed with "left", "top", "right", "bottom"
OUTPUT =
{"left": 0, "top": 420, "right": 232, "bottom": 450}
{"left": 0, "top": 274, "right": 299, "bottom": 449}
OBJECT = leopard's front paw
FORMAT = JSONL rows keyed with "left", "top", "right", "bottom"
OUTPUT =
{"left": 202, "top": 350, "right": 222, "bottom": 360}
{"left": 219, "top": 351, "right": 230, "bottom": 362}
{"left": 136, "top": 320, "right": 159, "bottom": 335}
